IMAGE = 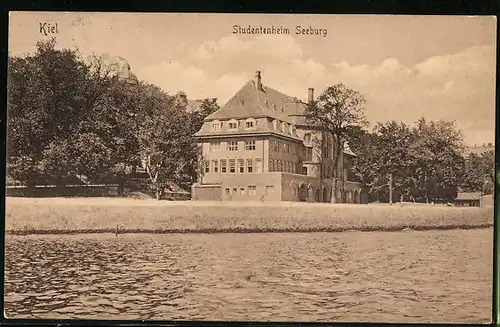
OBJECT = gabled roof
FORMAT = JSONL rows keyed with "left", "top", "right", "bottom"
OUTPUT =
{"left": 456, "top": 192, "right": 481, "bottom": 201}
{"left": 343, "top": 142, "right": 357, "bottom": 157}
{"left": 206, "top": 80, "right": 306, "bottom": 123}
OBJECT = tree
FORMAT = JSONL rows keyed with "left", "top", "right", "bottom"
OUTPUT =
{"left": 185, "top": 98, "right": 220, "bottom": 184}
{"left": 7, "top": 39, "right": 91, "bottom": 187}
{"left": 305, "top": 83, "right": 368, "bottom": 202}
{"left": 408, "top": 118, "right": 466, "bottom": 202}
{"left": 373, "top": 121, "right": 415, "bottom": 203}
{"left": 460, "top": 150, "right": 495, "bottom": 194}
{"left": 136, "top": 85, "right": 194, "bottom": 199}
{"left": 349, "top": 118, "right": 468, "bottom": 204}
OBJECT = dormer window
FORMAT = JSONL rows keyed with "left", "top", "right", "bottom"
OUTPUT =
{"left": 245, "top": 118, "right": 256, "bottom": 129}
{"left": 272, "top": 119, "right": 278, "bottom": 130}
{"left": 228, "top": 119, "right": 238, "bottom": 130}
{"left": 273, "top": 104, "right": 277, "bottom": 110}
{"left": 289, "top": 124, "right": 296, "bottom": 135}
{"left": 281, "top": 106, "right": 284, "bottom": 113}
{"left": 281, "top": 122, "right": 287, "bottom": 133}
{"left": 212, "top": 120, "right": 222, "bottom": 132}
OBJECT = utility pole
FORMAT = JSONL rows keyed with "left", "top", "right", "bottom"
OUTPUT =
{"left": 389, "top": 172, "right": 393, "bottom": 205}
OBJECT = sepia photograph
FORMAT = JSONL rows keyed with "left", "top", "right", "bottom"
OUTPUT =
{"left": 4, "top": 12, "right": 496, "bottom": 323}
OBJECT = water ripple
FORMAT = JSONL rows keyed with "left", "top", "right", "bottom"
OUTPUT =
{"left": 4, "top": 229, "right": 492, "bottom": 323}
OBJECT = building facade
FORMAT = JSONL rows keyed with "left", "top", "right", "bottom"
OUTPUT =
{"left": 192, "top": 71, "right": 365, "bottom": 203}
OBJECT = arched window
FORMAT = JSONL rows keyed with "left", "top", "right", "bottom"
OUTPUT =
{"left": 272, "top": 119, "right": 278, "bottom": 130}
{"left": 281, "top": 122, "right": 287, "bottom": 133}
{"left": 308, "top": 185, "right": 314, "bottom": 198}
{"left": 304, "top": 133, "right": 312, "bottom": 145}
{"left": 212, "top": 120, "right": 222, "bottom": 132}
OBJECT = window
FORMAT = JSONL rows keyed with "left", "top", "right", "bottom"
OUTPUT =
{"left": 228, "top": 121, "right": 238, "bottom": 129}
{"left": 292, "top": 145, "right": 297, "bottom": 155}
{"left": 221, "top": 159, "right": 227, "bottom": 173}
{"left": 289, "top": 125, "right": 295, "bottom": 135}
{"left": 210, "top": 142, "right": 220, "bottom": 151}
{"left": 204, "top": 160, "right": 210, "bottom": 173}
{"left": 306, "top": 148, "right": 313, "bottom": 161}
{"left": 255, "top": 158, "right": 262, "bottom": 173}
{"left": 270, "top": 159, "right": 275, "bottom": 172}
{"left": 238, "top": 159, "right": 245, "bottom": 173}
{"left": 292, "top": 186, "right": 296, "bottom": 196}
{"left": 281, "top": 106, "right": 284, "bottom": 113}
{"left": 248, "top": 186, "right": 257, "bottom": 195}
{"left": 304, "top": 133, "right": 312, "bottom": 145}
{"left": 284, "top": 143, "right": 289, "bottom": 153}
{"left": 277, "top": 160, "right": 282, "bottom": 172}
{"left": 272, "top": 140, "right": 279, "bottom": 152}
{"left": 246, "top": 121, "right": 254, "bottom": 129}
{"left": 281, "top": 122, "right": 286, "bottom": 133}
{"left": 225, "top": 188, "right": 230, "bottom": 195}
{"left": 302, "top": 167, "right": 308, "bottom": 175}
{"left": 212, "top": 121, "right": 221, "bottom": 131}
{"left": 229, "top": 159, "right": 236, "bottom": 173}
{"left": 233, "top": 188, "right": 238, "bottom": 194}
{"left": 265, "top": 185, "right": 275, "bottom": 194}
{"left": 240, "top": 187, "right": 246, "bottom": 195}
{"left": 245, "top": 140, "right": 256, "bottom": 150}
{"left": 247, "top": 159, "right": 253, "bottom": 173}
{"left": 227, "top": 141, "right": 238, "bottom": 151}
{"left": 273, "top": 120, "right": 278, "bottom": 130}
{"left": 212, "top": 160, "right": 218, "bottom": 173}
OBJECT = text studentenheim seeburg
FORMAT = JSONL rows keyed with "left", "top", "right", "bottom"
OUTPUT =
{"left": 232, "top": 25, "right": 328, "bottom": 37}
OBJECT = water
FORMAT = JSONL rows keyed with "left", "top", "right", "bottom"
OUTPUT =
{"left": 4, "top": 229, "right": 493, "bottom": 323}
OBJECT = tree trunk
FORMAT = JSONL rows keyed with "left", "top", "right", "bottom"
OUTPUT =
{"left": 331, "top": 154, "right": 343, "bottom": 203}
{"left": 389, "top": 172, "right": 393, "bottom": 205}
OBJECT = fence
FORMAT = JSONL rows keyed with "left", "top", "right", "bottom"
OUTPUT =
{"left": 5, "top": 184, "right": 120, "bottom": 198}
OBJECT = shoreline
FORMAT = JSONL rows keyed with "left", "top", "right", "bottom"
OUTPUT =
{"left": 6, "top": 223, "right": 493, "bottom": 236}
{"left": 6, "top": 197, "right": 494, "bottom": 236}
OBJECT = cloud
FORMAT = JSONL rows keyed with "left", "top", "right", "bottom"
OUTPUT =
{"left": 137, "top": 34, "right": 315, "bottom": 103}
{"left": 137, "top": 34, "right": 495, "bottom": 145}
{"left": 137, "top": 61, "right": 249, "bottom": 103}
{"left": 328, "top": 45, "right": 496, "bottom": 144}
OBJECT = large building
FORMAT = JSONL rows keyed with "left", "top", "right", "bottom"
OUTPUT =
{"left": 192, "top": 71, "right": 365, "bottom": 203}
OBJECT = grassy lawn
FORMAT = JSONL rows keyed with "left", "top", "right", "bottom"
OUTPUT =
{"left": 5, "top": 197, "right": 494, "bottom": 234}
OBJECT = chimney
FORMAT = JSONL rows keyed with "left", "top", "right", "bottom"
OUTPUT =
{"left": 176, "top": 91, "right": 188, "bottom": 107}
{"left": 308, "top": 88, "right": 314, "bottom": 103}
{"left": 255, "top": 71, "right": 262, "bottom": 90}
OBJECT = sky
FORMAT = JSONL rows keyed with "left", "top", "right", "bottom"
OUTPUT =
{"left": 9, "top": 12, "right": 497, "bottom": 146}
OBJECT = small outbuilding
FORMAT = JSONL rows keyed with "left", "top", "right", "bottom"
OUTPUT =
{"left": 455, "top": 192, "right": 481, "bottom": 207}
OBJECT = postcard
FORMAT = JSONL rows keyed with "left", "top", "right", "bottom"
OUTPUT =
{"left": 5, "top": 12, "right": 496, "bottom": 323}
